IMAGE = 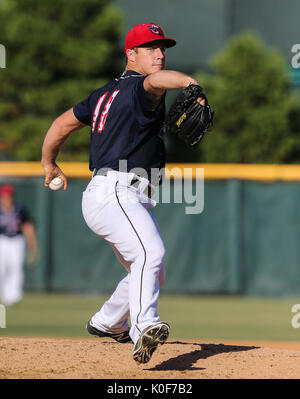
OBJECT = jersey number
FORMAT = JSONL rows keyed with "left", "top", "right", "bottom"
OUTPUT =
{"left": 92, "top": 90, "right": 120, "bottom": 134}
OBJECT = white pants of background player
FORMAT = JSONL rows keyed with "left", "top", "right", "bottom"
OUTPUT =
{"left": 0, "top": 235, "right": 26, "bottom": 306}
{"left": 82, "top": 171, "right": 166, "bottom": 345}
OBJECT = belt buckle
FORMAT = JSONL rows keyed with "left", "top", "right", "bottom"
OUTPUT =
{"left": 130, "top": 178, "right": 139, "bottom": 187}
{"left": 132, "top": 176, "right": 153, "bottom": 198}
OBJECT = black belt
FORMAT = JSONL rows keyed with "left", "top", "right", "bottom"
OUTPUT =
{"left": 93, "top": 169, "right": 151, "bottom": 196}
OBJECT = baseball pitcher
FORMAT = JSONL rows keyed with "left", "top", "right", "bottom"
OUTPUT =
{"left": 41, "top": 23, "right": 213, "bottom": 364}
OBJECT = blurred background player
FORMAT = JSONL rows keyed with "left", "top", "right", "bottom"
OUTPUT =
{"left": 0, "top": 183, "right": 38, "bottom": 306}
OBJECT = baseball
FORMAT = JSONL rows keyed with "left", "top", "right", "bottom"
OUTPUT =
{"left": 49, "top": 177, "right": 64, "bottom": 191}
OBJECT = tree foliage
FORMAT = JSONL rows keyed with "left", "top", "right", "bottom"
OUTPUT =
{"left": 192, "top": 32, "right": 300, "bottom": 163}
{"left": 0, "top": 0, "right": 123, "bottom": 161}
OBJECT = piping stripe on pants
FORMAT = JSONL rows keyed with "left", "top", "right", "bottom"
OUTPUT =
{"left": 114, "top": 181, "right": 146, "bottom": 332}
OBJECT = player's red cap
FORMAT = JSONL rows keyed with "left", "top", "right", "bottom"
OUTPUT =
{"left": 125, "top": 23, "right": 176, "bottom": 53}
{"left": 0, "top": 183, "right": 15, "bottom": 196}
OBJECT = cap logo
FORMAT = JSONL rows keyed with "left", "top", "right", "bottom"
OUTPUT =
{"left": 147, "top": 24, "right": 162, "bottom": 36}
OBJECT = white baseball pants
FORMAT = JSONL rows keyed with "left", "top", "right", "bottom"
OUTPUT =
{"left": 0, "top": 235, "right": 26, "bottom": 306}
{"left": 82, "top": 171, "right": 166, "bottom": 345}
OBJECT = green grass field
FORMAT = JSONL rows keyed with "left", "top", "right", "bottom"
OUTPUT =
{"left": 1, "top": 293, "right": 300, "bottom": 341}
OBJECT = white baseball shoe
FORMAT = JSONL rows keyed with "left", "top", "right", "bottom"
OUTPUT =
{"left": 133, "top": 321, "right": 170, "bottom": 364}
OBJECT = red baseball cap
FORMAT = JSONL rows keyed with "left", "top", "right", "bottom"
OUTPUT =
{"left": 125, "top": 23, "right": 176, "bottom": 53}
{"left": 0, "top": 184, "right": 15, "bottom": 196}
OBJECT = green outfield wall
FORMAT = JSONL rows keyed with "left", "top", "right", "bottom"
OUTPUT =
{"left": 1, "top": 165, "right": 300, "bottom": 297}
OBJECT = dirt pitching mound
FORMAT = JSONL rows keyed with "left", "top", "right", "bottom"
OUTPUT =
{"left": 1, "top": 337, "right": 300, "bottom": 379}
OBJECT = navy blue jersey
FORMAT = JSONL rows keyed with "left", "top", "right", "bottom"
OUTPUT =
{"left": 73, "top": 70, "right": 166, "bottom": 177}
{"left": 0, "top": 205, "right": 30, "bottom": 237}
